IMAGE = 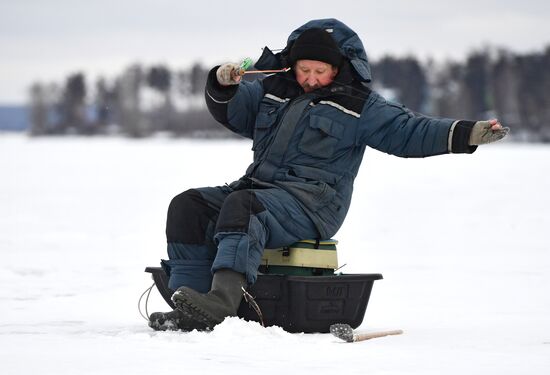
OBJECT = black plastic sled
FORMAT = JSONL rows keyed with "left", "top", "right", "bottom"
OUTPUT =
{"left": 144, "top": 239, "right": 383, "bottom": 333}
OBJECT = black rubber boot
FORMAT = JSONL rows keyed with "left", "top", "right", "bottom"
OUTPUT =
{"left": 171, "top": 269, "right": 246, "bottom": 330}
{"left": 148, "top": 309, "right": 207, "bottom": 332}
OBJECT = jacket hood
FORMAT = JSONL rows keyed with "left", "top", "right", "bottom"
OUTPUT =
{"left": 255, "top": 18, "right": 372, "bottom": 82}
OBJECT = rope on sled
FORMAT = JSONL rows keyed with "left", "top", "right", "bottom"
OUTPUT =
{"left": 242, "top": 287, "right": 265, "bottom": 327}
{"left": 138, "top": 282, "right": 155, "bottom": 321}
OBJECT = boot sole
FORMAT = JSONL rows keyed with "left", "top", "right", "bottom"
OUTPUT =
{"left": 172, "top": 290, "right": 222, "bottom": 330}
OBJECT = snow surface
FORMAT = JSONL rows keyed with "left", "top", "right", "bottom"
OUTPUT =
{"left": 1, "top": 134, "right": 549, "bottom": 374}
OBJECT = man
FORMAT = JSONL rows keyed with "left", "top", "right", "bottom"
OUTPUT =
{"left": 149, "top": 19, "right": 508, "bottom": 332}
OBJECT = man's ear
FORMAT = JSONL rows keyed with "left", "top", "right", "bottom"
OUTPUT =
{"left": 331, "top": 66, "right": 339, "bottom": 78}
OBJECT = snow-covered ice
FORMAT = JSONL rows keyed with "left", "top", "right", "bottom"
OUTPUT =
{"left": 1, "top": 134, "right": 549, "bottom": 374}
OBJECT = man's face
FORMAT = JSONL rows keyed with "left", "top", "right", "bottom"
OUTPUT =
{"left": 294, "top": 60, "right": 338, "bottom": 93}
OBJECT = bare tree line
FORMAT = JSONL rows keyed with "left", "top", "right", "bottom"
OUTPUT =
{"left": 29, "top": 63, "right": 234, "bottom": 138}
{"left": 29, "top": 46, "right": 550, "bottom": 141}
{"left": 372, "top": 47, "right": 550, "bottom": 142}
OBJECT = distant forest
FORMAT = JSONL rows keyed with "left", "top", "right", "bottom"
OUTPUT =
{"left": 28, "top": 46, "right": 550, "bottom": 142}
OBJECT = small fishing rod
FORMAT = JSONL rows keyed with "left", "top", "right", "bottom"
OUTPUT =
{"left": 234, "top": 57, "right": 290, "bottom": 76}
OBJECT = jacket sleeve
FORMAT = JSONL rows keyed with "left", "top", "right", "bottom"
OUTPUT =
{"left": 205, "top": 66, "right": 264, "bottom": 139}
{"left": 357, "top": 91, "right": 477, "bottom": 157}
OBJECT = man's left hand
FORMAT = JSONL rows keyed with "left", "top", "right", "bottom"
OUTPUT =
{"left": 468, "top": 119, "right": 510, "bottom": 145}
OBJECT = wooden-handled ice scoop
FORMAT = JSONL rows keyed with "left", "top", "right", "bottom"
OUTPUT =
{"left": 330, "top": 323, "right": 403, "bottom": 343}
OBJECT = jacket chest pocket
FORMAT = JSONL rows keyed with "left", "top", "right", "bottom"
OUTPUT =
{"left": 252, "top": 105, "right": 280, "bottom": 151}
{"left": 299, "top": 115, "right": 345, "bottom": 158}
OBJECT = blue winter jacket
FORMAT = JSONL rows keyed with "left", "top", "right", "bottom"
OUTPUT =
{"left": 205, "top": 19, "right": 477, "bottom": 239}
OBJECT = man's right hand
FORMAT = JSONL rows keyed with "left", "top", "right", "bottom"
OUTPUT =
{"left": 216, "top": 63, "right": 242, "bottom": 86}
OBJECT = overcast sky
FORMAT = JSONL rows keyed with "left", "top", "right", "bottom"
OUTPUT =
{"left": 1, "top": 0, "right": 549, "bottom": 103}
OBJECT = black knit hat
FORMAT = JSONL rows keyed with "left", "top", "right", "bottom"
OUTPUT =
{"left": 289, "top": 28, "right": 342, "bottom": 67}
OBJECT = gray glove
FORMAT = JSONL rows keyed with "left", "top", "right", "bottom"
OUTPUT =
{"left": 468, "top": 121, "right": 510, "bottom": 145}
{"left": 216, "top": 63, "right": 241, "bottom": 86}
